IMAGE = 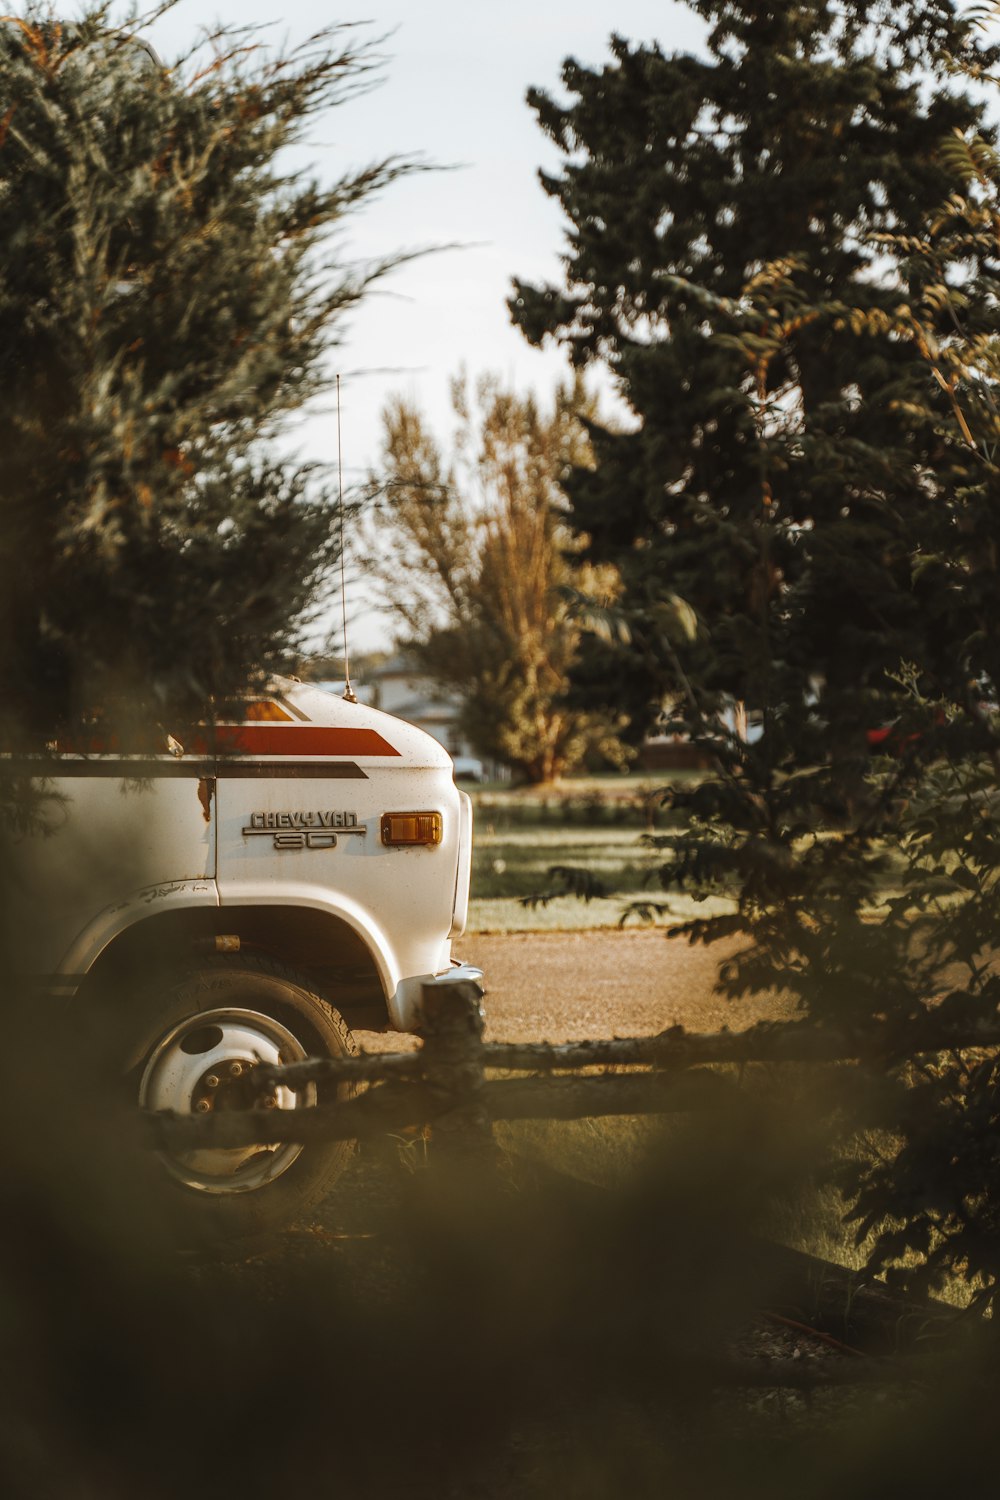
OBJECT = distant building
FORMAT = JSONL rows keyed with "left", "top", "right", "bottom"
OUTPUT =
{"left": 638, "top": 698, "right": 761, "bottom": 770}
{"left": 323, "top": 657, "right": 508, "bottom": 782}
{"left": 637, "top": 733, "right": 710, "bottom": 771}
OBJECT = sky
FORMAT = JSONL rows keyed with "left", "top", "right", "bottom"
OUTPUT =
{"left": 142, "top": 1, "right": 709, "bottom": 649}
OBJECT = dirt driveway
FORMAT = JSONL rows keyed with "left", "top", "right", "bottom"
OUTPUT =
{"left": 459, "top": 929, "right": 796, "bottom": 1042}
{"left": 354, "top": 930, "right": 796, "bottom": 1053}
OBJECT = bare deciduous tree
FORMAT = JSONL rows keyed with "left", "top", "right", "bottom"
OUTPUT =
{"left": 368, "top": 373, "right": 626, "bottom": 783}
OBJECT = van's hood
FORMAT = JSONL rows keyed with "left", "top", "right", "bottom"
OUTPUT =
{"left": 270, "top": 677, "right": 453, "bottom": 771}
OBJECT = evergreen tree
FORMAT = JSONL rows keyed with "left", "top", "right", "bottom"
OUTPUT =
{"left": 513, "top": 0, "right": 994, "bottom": 748}
{"left": 369, "top": 373, "right": 627, "bottom": 783}
{"left": 512, "top": 1, "right": 1000, "bottom": 1307}
{"left": 0, "top": 3, "right": 405, "bottom": 748}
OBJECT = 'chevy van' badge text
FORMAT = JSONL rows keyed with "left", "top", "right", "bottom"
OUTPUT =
{"left": 241, "top": 810, "right": 365, "bottom": 850}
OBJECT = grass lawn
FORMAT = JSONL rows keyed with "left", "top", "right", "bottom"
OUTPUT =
{"left": 463, "top": 770, "right": 923, "bottom": 934}
{"left": 466, "top": 781, "right": 733, "bottom": 933}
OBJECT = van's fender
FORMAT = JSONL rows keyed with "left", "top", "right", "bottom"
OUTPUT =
{"left": 54, "top": 878, "right": 220, "bottom": 993}
{"left": 216, "top": 880, "right": 451, "bottom": 1031}
{"left": 54, "top": 877, "right": 451, "bottom": 1032}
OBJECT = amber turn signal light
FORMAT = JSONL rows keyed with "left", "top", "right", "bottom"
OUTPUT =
{"left": 381, "top": 811, "right": 443, "bottom": 847}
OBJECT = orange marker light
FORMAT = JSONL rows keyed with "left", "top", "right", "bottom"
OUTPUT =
{"left": 381, "top": 812, "right": 443, "bottom": 847}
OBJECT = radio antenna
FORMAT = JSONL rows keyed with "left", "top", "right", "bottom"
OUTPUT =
{"left": 336, "top": 374, "right": 358, "bottom": 704}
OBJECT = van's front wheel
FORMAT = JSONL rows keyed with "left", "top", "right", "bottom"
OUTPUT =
{"left": 130, "top": 956, "right": 357, "bottom": 1242}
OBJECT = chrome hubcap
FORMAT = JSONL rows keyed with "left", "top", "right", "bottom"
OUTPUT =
{"left": 138, "top": 1007, "right": 314, "bottom": 1194}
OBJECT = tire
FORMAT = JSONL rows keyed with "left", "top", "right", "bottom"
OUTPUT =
{"left": 125, "top": 955, "right": 358, "bottom": 1243}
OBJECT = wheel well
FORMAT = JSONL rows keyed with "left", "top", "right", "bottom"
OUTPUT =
{"left": 78, "top": 906, "right": 389, "bottom": 1031}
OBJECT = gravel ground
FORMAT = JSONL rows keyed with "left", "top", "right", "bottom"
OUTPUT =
{"left": 461, "top": 928, "right": 797, "bottom": 1042}
{"left": 356, "top": 929, "right": 797, "bottom": 1052}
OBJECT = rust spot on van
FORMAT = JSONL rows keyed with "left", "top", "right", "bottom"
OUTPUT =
{"left": 197, "top": 776, "right": 215, "bottom": 823}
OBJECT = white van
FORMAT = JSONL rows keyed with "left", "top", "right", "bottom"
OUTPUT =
{"left": 2, "top": 678, "right": 477, "bottom": 1235}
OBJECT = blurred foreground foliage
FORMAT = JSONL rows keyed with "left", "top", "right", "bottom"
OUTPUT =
{"left": 513, "top": 0, "right": 1000, "bottom": 1311}
{"left": 7, "top": 1018, "right": 1000, "bottom": 1500}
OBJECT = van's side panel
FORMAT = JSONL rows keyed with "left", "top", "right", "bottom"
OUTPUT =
{"left": 1, "top": 759, "right": 217, "bottom": 976}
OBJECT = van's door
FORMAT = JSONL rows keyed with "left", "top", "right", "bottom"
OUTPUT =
{"left": 1, "top": 746, "right": 218, "bottom": 976}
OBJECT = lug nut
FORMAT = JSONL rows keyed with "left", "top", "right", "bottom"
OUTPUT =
{"left": 229, "top": 1061, "right": 244, "bottom": 1078}
{"left": 195, "top": 1099, "right": 212, "bottom": 1113}
{"left": 205, "top": 1074, "right": 220, "bottom": 1089}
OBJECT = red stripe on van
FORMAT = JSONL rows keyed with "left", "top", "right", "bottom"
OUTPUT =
{"left": 212, "top": 725, "right": 400, "bottom": 758}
